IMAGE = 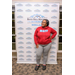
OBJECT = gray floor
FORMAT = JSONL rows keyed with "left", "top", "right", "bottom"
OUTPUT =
{"left": 12, "top": 58, "right": 62, "bottom": 75}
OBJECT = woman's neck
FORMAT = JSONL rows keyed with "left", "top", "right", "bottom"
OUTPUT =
{"left": 42, "top": 26, "right": 47, "bottom": 28}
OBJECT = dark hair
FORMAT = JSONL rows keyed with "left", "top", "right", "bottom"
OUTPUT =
{"left": 42, "top": 19, "right": 49, "bottom": 26}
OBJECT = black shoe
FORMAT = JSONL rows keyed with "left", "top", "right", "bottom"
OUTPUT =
{"left": 42, "top": 65, "right": 46, "bottom": 70}
{"left": 35, "top": 65, "right": 40, "bottom": 71}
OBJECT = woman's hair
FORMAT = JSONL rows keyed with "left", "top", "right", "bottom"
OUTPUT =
{"left": 42, "top": 19, "right": 49, "bottom": 26}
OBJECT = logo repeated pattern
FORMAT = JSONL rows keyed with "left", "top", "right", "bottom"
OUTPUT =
{"left": 51, "top": 21, "right": 57, "bottom": 24}
{"left": 19, "top": 58, "right": 24, "bottom": 60}
{"left": 26, "top": 51, "right": 32, "bottom": 53}
{"left": 17, "top": 15, "right": 23, "bottom": 18}
{"left": 15, "top": 2, "right": 59, "bottom": 64}
{"left": 26, "top": 42, "right": 32, "bottom": 44}
{"left": 18, "top": 41, "right": 24, "bottom": 44}
{"left": 52, "top": 4, "right": 58, "bottom": 7}
{"left": 19, "top": 50, "right": 24, "bottom": 53}
{"left": 43, "top": 4, "right": 49, "bottom": 7}
{"left": 18, "top": 32, "right": 23, "bottom": 35}
{"left": 26, "top": 32, "right": 32, "bottom": 35}
{"left": 34, "top": 9, "right": 40, "bottom": 12}
{"left": 26, "top": 27, "right": 32, "bottom": 30}
{"left": 51, "top": 9, "right": 57, "bottom": 12}
{"left": 26, "top": 55, "right": 32, "bottom": 57}
{"left": 25, "top": 4, "right": 32, "bottom": 7}
{"left": 18, "top": 46, "right": 24, "bottom": 49}
{"left": 51, "top": 16, "right": 57, "bottom": 19}
{"left": 17, "top": 9, "right": 23, "bottom": 12}
{"left": 18, "top": 27, "right": 23, "bottom": 30}
{"left": 50, "top": 51, "right": 55, "bottom": 53}
{"left": 17, "top": 3, "right": 23, "bottom": 6}
{"left": 18, "top": 37, "right": 24, "bottom": 39}
{"left": 43, "top": 9, "right": 49, "bottom": 12}
{"left": 26, "top": 37, "right": 32, "bottom": 39}
{"left": 25, "top": 9, "right": 32, "bottom": 12}
{"left": 19, "top": 54, "right": 24, "bottom": 57}
{"left": 17, "top": 21, "right": 23, "bottom": 24}
{"left": 34, "top": 4, "right": 40, "bottom": 7}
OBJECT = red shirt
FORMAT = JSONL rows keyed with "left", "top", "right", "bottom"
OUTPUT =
{"left": 34, "top": 26, "right": 57, "bottom": 45}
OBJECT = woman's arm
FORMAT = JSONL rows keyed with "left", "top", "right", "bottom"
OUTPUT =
{"left": 34, "top": 28, "right": 39, "bottom": 45}
{"left": 50, "top": 27, "right": 57, "bottom": 39}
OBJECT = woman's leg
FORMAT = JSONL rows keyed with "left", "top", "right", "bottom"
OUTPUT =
{"left": 36, "top": 44, "right": 43, "bottom": 65}
{"left": 43, "top": 43, "right": 52, "bottom": 65}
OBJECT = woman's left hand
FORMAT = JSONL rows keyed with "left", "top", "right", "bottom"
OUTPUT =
{"left": 50, "top": 36, "right": 52, "bottom": 39}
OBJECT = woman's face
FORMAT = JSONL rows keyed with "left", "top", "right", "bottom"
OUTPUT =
{"left": 41, "top": 20, "right": 47, "bottom": 27}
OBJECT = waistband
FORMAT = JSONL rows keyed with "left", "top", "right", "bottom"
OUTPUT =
{"left": 39, "top": 43, "right": 51, "bottom": 46}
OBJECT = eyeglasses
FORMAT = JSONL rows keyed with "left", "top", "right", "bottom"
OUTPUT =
{"left": 42, "top": 22, "right": 46, "bottom": 23}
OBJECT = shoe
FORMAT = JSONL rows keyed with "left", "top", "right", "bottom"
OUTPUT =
{"left": 42, "top": 65, "right": 46, "bottom": 70}
{"left": 35, "top": 64, "right": 40, "bottom": 71}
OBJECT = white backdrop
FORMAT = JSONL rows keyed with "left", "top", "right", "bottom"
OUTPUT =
{"left": 15, "top": 2, "right": 59, "bottom": 64}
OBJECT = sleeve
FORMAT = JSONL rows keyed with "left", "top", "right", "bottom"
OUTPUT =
{"left": 34, "top": 28, "right": 39, "bottom": 45}
{"left": 51, "top": 27, "right": 57, "bottom": 39}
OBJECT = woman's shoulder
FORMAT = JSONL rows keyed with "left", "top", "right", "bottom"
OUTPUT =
{"left": 49, "top": 26, "right": 53, "bottom": 29}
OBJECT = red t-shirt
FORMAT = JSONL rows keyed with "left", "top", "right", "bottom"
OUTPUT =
{"left": 34, "top": 26, "right": 57, "bottom": 45}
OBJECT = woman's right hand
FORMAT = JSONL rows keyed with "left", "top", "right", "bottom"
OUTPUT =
{"left": 36, "top": 44, "right": 39, "bottom": 48}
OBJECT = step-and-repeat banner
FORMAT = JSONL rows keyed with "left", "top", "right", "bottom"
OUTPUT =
{"left": 15, "top": 2, "right": 59, "bottom": 64}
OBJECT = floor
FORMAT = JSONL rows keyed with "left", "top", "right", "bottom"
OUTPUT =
{"left": 12, "top": 58, "right": 62, "bottom": 75}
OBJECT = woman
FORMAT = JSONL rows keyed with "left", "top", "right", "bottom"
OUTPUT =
{"left": 34, "top": 19, "right": 57, "bottom": 71}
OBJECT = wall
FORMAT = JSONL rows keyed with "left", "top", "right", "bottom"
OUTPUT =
{"left": 12, "top": 0, "right": 62, "bottom": 5}
{"left": 12, "top": 0, "right": 62, "bottom": 59}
